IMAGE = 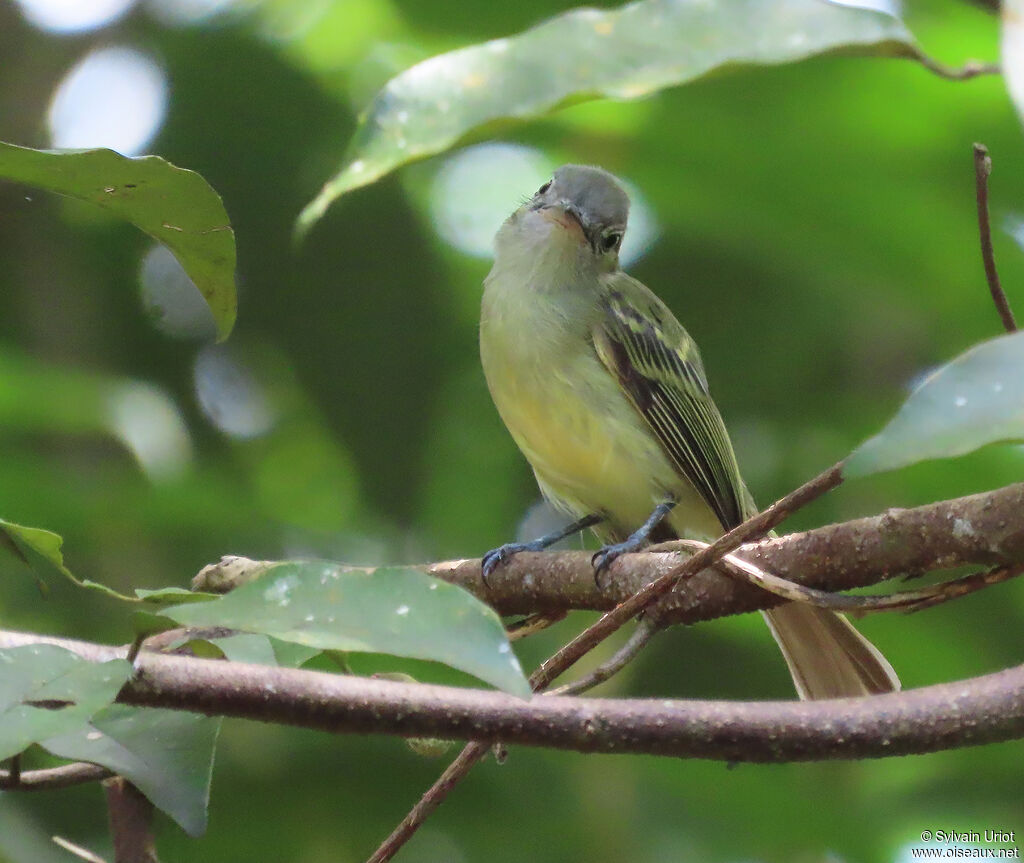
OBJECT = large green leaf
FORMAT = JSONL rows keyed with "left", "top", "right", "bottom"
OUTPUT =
{"left": 298, "top": 0, "right": 921, "bottom": 229}
{"left": 845, "top": 331, "right": 1024, "bottom": 477}
{"left": 0, "top": 142, "right": 236, "bottom": 340}
{"left": 0, "top": 646, "right": 131, "bottom": 760}
{"left": 163, "top": 563, "right": 530, "bottom": 696}
{"left": 43, "top": 706, "right": 221, "bottom": 838}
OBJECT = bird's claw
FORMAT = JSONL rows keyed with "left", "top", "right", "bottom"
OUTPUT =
{"left": 481, "top": 542, "right": 533, "bottom": 587}
{"left": 591, "top": 543, "right": 629, "bottom": 589}
{"left": 591, "top": 534, "right": 652, "bottom": 589}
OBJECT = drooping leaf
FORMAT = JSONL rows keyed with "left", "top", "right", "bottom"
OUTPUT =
{"left": 0, "top": 646, "right": 131, "bottom": 760}
{"left": 43, "top": 706, "right": 221, "bottom": 837}
{"left": 298, "top": 0, "right": 924, "bottom": 229}
{"left": 0, "top": 142, "right": 235, "bottom": 340}
{"left": 0, "top": 517, "right": 137, "bottom": 602}
{"left": 163, "top": 563, "right": 530, "bottom": 696}
{"left": 845, "top": 331, "right": 1024, "bottom": 477}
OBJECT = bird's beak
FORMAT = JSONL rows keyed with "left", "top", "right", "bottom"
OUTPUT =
{"left": 539, "top": 202, "right": 588, "bottom": 244}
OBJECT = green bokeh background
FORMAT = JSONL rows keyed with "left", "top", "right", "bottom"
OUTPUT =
{"left": 1, "top": 0, "right": 1023, "bottom": 860}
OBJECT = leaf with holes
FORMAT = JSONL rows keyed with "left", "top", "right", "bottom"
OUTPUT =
{"left": 0, "top": 645, "right": 131, "bottom": 760}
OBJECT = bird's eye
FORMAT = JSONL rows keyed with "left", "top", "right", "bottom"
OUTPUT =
{"left": 536, "top": 181, "right": 552, "bottom": 196}
{"left": 601, "top": 232, "right": 622, "bottom": 252}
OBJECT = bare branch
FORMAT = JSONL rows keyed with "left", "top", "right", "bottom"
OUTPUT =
{"left": 973, "top": 143, "right": 1017, "bottom": 332}
{"left": 423, "top": 480, "right": 1024, "bottom": 622}
{"left": 0, "top": 628, "right": 1021, "bottom": 763}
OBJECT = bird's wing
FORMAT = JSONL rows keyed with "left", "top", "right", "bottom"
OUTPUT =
{"left": 592, "top": 273, "right": 749, "bottom": 530}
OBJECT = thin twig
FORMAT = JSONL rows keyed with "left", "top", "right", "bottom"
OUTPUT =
{"left": 368, "top": 617, "right": 660, "bottom": 862}
{"left": 549, "top": 617, "right": 660, "bottom": 696}
{"left": 913, "top": 52, "right": 999, "bottom": 81}
{"left": 366, "top": 742, "right": 490, "bottom": 863}
{"left": 52, "top": 836, "right": 109, "bottom": 863}
{"left": 531, "top": 462, "right": 844, "bottom": 691}
{"left": 973, "top": 143, "right": 1017, "bottom": 333}
{"left": 506, "top": 611, "right": 565, "bottom": 642}
{"left": 366, "top": 462, "right": 844, "bottom": 862}
{"left": 674, "top": 540, "right": 1024, "bottom": 614}
{"left": 0, "top": 761, "right": 112, "bottom": 790}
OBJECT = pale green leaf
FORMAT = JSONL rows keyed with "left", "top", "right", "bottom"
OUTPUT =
{"left": 846, "top": 331, "right": 1024, "bottom": 477}
{"left": 163, "top": 563, "right": 530, "bottom": 696}
{"left": 299, "top": 0, "right": 919, "bottom": 229}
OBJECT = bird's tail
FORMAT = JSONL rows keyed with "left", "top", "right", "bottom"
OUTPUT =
{"left": 761, "top": 602, "right": 901, "bottom": 699}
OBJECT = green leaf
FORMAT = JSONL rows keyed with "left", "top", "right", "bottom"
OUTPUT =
{"left": 0, "top": 646, "right": 131, "bottom": 760}
{"left": 43, "top": 706, "right": 221, "bottom": 837}
{"left": 0, "top": 142, "right": 236, "bottom": 340}
{"left": 0, "top": 517, "right": 137, "bottom": 602}
{"left": 845, "top": 331, "right": 1024, "bottom": 477}
{"left": 298, "top": 0, "right": 919, "bottom": 229}
{"left": 270, "top": 638, "right": 321, "bottom": 668}
{"left": 209, "top": 633, "right": 278, "bottom": 665}
{"left": 131, "top": 611, "right": 180, "bottom": 640}
{"left": 163, "top": 563, "right": 530, "bottom": 697}
{"left": 135, "top": 586, "right": 221, "bottom": 604}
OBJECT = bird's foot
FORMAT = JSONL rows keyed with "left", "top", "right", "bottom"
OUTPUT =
{"left": 591, "top": 536, "right": 647, "bottom": 589}
{"left": 481, "top": 539, "right": 546, "bottom": 587}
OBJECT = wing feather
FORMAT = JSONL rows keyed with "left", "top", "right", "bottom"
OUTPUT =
{"left": 594, "top": 276, "right": 748, "bottom": 530}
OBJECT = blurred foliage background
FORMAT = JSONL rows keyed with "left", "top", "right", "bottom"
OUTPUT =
{"left": 1, "top": 0, "right": 1023, "bottom": 860}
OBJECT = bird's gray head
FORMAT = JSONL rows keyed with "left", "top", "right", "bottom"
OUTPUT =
{"left": 496, "top": 165, "right": 631, "bottom": 269}
{"left": 533, "top": 165, "right": 630, "bottom": 256}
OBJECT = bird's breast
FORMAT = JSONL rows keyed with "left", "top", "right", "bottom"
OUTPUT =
{"left": 480, "top": 287, "right": 681, "bottom": 528}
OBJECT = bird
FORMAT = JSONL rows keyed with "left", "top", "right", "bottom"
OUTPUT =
{"left": 478, "top": 164, "right": 899, "bottom": 699}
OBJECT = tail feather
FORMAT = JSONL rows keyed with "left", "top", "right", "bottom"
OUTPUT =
{"left": 761, "top": 603, "right": 901, "bottom": 700}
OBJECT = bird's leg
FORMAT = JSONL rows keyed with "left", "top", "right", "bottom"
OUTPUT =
{"left": 592, "top": 497, "right": 677, "bottom": 588}
{"left": 481, "top": 513, "right": 604, "bottom": 586}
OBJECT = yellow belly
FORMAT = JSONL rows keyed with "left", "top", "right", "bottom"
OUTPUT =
{"left": 485, "top": 352, "right": 722, "bottom": 543}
